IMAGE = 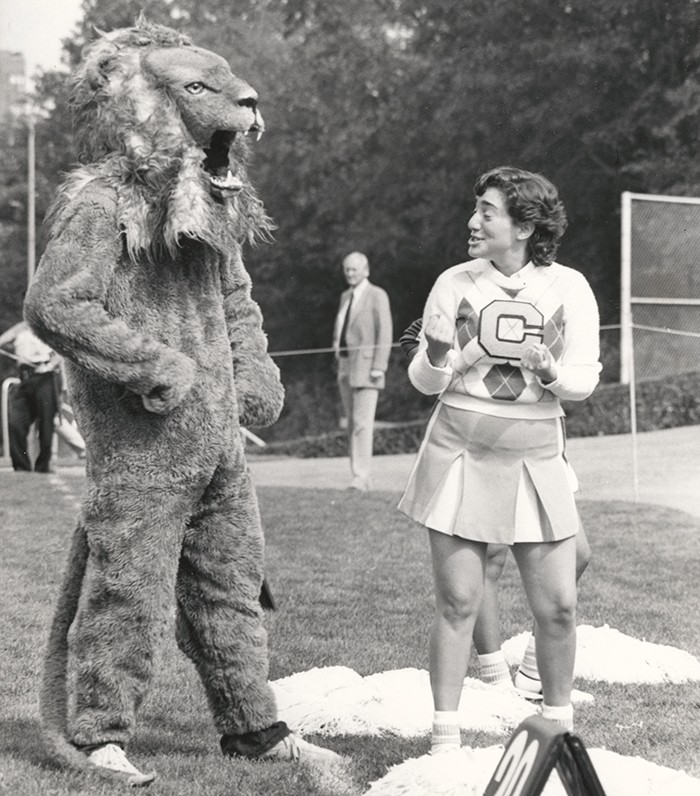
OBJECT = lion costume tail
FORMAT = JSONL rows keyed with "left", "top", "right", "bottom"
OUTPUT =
{"left": 39, "top": 522, "right": 92, "bottom": 770}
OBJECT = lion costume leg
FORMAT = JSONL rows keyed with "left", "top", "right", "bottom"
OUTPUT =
{"left": 64, "top": 483, "right": 193, "bottom": 749}
{"left": 174, "top": 456, "right": 344, "bottom": 766}
{"left": 175, "top": 452, "right": 278, "bottom": 735}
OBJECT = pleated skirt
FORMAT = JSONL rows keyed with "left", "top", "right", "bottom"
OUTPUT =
{"left": 397, "top": 402, "right": 579, "bottom": 544}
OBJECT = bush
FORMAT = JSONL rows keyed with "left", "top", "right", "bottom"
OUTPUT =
{"left": 563, "top": 369, "right": 700, "bottom": 437}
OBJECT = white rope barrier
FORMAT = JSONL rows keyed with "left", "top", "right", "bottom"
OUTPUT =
{"left": 268, "top": 342, "right": 402, "bottom": 358}
{"left": 630, "top": 324, "right": 700, "bottom": 338}
{"left": 267, "top": 324, "right": 695, "bottom": 359}
{"left": 2, "top": 324, "right": 694, "bottom": 462}
{"left": 5, "top": 327, "right": 696, "bottom": 367}
{"left": 2, "top": 325, "right": 695, "bottom": 370}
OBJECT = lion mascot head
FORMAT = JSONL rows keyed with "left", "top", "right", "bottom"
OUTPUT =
{"left": 51, "top": 16, "right": 273, "bottom": 261}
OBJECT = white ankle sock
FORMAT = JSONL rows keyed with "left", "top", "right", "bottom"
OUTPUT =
{"left": 518, "top": 635, "right": 540, "bottom": 680}
{"left": 431, "top": 711, "right": 461, "bottom": 754}
{"left": 514, "top": 635, "right": 542, "bottom": 696}
{"left": 541, "top": 703, "right": 574, "bottom": 732}
{"left": 478, "top": 650, "right": 511, "bottom": 685}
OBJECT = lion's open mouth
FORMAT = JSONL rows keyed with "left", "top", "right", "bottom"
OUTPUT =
{"left": 203, "top": 123, "right": 263, "bottom": 197}
{"left": 203, "top": 130, "right": 243, "bottom": 195}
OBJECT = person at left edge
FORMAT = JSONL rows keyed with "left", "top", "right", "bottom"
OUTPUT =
{"left": 0, "top": 320, "right": 61, "bottom": 473}
{"left": 333, "top": 251, "right": 393, "bottom": 491}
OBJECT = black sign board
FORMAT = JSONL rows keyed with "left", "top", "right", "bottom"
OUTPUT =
{"left": 483, "top": 715, "right": 607, "bottom": 796}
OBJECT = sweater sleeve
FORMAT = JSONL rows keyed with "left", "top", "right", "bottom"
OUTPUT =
{"left": 538, "top": 271, "right": 601, "bottom": 401}
{"left": 399, "top": 318, "right": 423, "bottom": 360}
{"left": 407, "top": 272, "right": 459, "bottom": 395}
{"left": 408, "top": 348, "right": 457, "bottom": 394}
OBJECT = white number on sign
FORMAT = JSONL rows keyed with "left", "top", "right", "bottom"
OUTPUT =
{"left": 491, "top": 729, "right": 541, "bottom": 796}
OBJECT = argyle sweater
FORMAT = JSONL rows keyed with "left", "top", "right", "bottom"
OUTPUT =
{"left": 408, "top": 259, "right": 601, "bottom": 419}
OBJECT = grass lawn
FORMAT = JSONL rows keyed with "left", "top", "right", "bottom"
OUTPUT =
{"left": 1, "top": 470, "right": 699, "bottom": 794}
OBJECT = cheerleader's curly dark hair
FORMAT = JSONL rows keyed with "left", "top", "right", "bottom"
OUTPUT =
{"left": 474, "top": 166, "right": 567, "bottom": 266}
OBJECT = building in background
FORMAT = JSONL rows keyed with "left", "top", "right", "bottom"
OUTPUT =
{"left": 0, "top": 50, "right": 26, "bottom": 121}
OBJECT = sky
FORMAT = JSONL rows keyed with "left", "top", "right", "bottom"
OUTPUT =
{"left": 0, "top": 0, "right": 83, "bottom": 79}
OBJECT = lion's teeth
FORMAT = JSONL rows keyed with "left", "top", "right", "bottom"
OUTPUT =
{"left": 255, "top": 130, "right": 263, "bottom": 141}
{"left": 212, "top": 171, "right": 232, "bottom": 186}
{"left": 210, "top": 170, "right": 242, "bottom": 189}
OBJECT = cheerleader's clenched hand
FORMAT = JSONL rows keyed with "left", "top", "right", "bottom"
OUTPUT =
{"left": 424, "top": 314, "right": 454, "bottom": 368}
{"left": 520, "top": 342, "right": 557, "bottom": 384}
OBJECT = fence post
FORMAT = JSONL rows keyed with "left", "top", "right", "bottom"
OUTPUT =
{"left": 620, "top": 191, "right": 632, "bottom": 385}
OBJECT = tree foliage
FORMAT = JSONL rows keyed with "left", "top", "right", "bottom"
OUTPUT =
{"left": 2, "top": 0, "right": 699, "bottom": 428}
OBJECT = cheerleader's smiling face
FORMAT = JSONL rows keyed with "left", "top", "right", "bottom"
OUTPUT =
{"left": 467, "top": 187, "right": 531, "bottom": 269}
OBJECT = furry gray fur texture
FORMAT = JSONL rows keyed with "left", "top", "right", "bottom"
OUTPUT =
{"left": 25, "top": 19, "right": 284, "bottom": 770}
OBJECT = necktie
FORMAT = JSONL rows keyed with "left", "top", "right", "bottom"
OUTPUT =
{"left": 339, "top": 292, "right": 353, "bottom": 357}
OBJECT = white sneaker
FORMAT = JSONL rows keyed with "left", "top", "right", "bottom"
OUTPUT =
{"left": 260, "top": 733, "right": 344, "bottom": 765}
{"left": 87, "top": 743, "right": 156, "bottom": 787}
{"left": 513, "top": 670, "right": 544, "bottom": 702}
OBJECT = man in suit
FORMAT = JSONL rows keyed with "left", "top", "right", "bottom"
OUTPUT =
{"left": 333, "top": 251, "right": 393, "bottom": 491}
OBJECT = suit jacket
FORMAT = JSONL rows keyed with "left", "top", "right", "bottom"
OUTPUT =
{"left": 334, "top": 281, "right": 393, "bottom": 388}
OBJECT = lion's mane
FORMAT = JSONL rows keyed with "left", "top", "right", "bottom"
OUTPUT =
{"left": 48, "top": 17, "right": 273, "bottom": 262}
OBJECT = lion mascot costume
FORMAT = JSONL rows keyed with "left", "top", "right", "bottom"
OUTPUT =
{"left": 25, "top": 18, "right": 340, "bottom": 787}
